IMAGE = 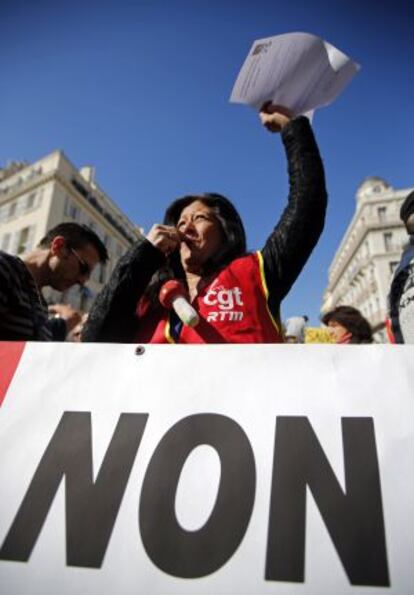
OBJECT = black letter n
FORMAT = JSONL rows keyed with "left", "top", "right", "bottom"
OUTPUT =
{"left": 0, "top": 411, "right": 147, "bottom": 567}
{"left": 265, "top": 416, "right": 389, "bottom": 586}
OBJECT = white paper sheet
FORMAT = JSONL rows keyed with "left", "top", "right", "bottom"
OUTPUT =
{"left": 230, "top": 32, "right": 360, "bottom": 115}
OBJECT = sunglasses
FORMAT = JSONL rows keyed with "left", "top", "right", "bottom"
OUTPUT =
{"left": 69, "top": 247, "right": 91, "bottom": 277}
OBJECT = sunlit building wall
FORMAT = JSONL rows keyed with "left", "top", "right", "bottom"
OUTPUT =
{"left": 321, "top": 177, "right": 413, "bottom": 340}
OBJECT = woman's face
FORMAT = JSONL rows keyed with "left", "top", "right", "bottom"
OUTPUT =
{"left": 327, "top": 319, "right": 350, "bottom": 343}
{"left": 176, "top": 200, "right": 224, "bottom": 274}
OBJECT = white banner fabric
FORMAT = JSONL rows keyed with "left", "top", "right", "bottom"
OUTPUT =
{"left": 0, "top": 342, "right": 413, "bottom": 594}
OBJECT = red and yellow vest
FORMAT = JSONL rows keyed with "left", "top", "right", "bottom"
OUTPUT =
{"left": 134, "top": 252, "right": 283, "bottom": 344}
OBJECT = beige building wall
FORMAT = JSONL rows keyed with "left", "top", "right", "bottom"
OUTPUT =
{"left": 321, "top": 177, "right": 413, "bottom": 341}
{"left": 0, "top": 150, "right": 142, "bottom": 311}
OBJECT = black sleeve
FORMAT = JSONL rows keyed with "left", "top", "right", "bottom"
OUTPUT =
{"left": 82, "top": 237, "right": 166, "bottom": 342}
{"left": 47, "top": 317, "right": 68, "bottom": 341}
{"left": 0, "top": 254, "right": 12, "bottom": 315}
{"left": 261, "top": 116, "right": 327, "bottom": 313}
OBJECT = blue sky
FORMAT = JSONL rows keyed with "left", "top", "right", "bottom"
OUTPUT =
{"left": 2, "top": 0, "right": 413, "bottom": 324}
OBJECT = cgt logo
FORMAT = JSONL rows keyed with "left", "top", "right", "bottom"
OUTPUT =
{"left": 203, "top": 286, "right": 243, "bottom": 310}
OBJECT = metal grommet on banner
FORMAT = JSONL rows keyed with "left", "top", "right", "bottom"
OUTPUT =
{"left": 135, "top": 345, "right": 145, "bottom": 356}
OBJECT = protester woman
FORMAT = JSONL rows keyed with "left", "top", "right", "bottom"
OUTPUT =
{"left": 322, "top": 306, "right": 373, "bottom": 344}
{"left": 83, "top": 105, "right": 327, "bottom": 344}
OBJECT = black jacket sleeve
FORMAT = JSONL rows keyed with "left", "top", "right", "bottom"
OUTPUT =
{"left": 82, "top": 237, "right": 166, "bottom": 342}
{"left": 47, "top": 317, "right": 68, "bottom": 341}
{"left": 261, "top": 116, "right": 327, "bottom": 314}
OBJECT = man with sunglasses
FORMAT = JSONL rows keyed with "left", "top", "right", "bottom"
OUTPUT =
{"left": 0, "top": 222, "right": 108, "bottom": 341}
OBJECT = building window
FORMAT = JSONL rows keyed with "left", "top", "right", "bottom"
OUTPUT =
{"left": 15, "top": 196, "right": 26, "bottom": 216}
{"left": 64, "top": 197, "right": 80, "bottom": 221}
{"left": 8, "top": 201, "right": 17, "bottom": 218}
{"left": 64, "top": 196, "right": 71, "bottom": 216}
{"left": 37, "top": 188, "right": 44, "bottom": 208}
{"left": 71, "top": 205, "right": 80, "bottom": 220}
{"left": 16, "top": 227, "right": 30, "bottom": 254}
{"left": 0, "top": 205, "right": 7, "bottom": 223}
{"left": 72, "top": 178, "right": 88, "bottom": 198}
{"left": 383, "top": 232, "right": 393, "bottom": 252}
{"left": 69, "top": 204, "right": 79, "bottom": 220}
{"left": 26, "top": 192, "right": 36, "bottom": 210}
{"left": 1, "top": 233, "right": 11, "bottom": 251}
{"left": 378, "top": 207, "right": 387, "bottom": 223}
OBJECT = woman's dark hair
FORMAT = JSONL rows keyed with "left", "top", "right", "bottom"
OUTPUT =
{"left": 145, "top": 193, "right": 246, "bottom": 305}
{"left": 322, "top": 305, "right": 373, "bottom": 344}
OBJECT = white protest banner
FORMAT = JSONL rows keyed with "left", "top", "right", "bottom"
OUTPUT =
{"left": 230, "top": 32, "right": 360, "bottom": 115}
{"left": 0, "top": 342, "right": 413, "bottom": 594}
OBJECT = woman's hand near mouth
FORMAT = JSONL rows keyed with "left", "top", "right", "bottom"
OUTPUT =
{"left": 147, "top": 224, "right": 181, "bottom": 256}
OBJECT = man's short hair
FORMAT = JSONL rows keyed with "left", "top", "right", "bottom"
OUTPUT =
{"left": 38, "top": 223, "right": 108, "bottom": 262}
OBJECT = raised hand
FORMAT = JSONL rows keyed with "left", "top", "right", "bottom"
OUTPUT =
{"left": 146, "top": 224, "right": 181, "bottom": 257}
{"left": 259, "top": 102, "right": 293, "bottom": 133}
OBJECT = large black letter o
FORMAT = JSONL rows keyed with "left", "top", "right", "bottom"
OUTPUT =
{"left": 139, "top": 414, "right": 256, "bottom": 578}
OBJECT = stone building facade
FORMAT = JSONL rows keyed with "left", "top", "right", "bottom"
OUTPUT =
{"left": 321, "top": 177, "right": 413, "bottom": 340}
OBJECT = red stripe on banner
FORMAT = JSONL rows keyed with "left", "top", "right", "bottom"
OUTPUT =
{"left": 0, "top": 342, "right": 26, "bottom": 406}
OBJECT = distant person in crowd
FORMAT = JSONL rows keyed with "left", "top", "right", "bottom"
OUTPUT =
{"left": 0, "top": 223, "right": 108, "bottom": 341}
{"left": 322, "top": 306, "right": 373, "bottom": 344}
{"left": 83, "top": 104, "right": 327, "bottom": 344}
{"left": 388, "top": 191, "right": 414, "bottom": 343}
{"left": 284, "top": 315, "right": 309, "bottom": 343}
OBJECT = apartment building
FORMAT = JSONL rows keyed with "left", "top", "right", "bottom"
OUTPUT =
{"left": 321, "top": 176, "right": 413, "bottom": 339}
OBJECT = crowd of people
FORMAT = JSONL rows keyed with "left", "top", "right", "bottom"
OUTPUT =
{"left": 1, "top": 106, "right": 413, "bottom": 345}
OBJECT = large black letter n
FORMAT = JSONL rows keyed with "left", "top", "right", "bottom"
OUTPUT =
{"left": 265, "top": 416, "right": 389, "bottom": 586}
{"left": 0, "top": 411, "right": 147, "bottom": 567}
